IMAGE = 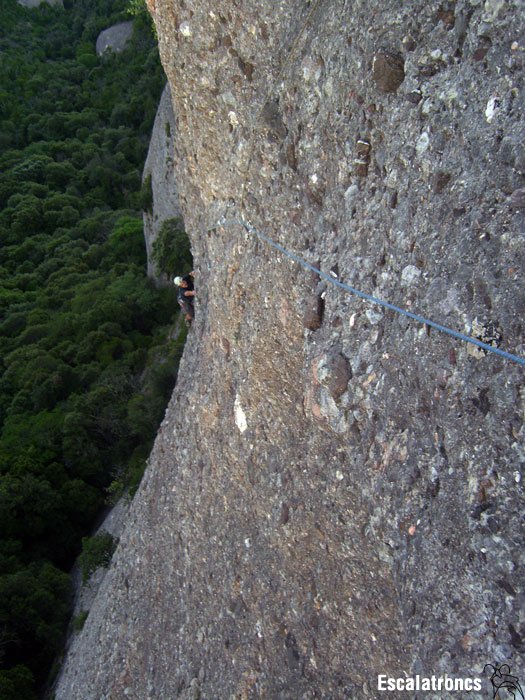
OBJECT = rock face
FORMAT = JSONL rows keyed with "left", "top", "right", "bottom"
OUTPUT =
{"left": 95, "top": 21, "right": 133, "bottom": 57}
{"left": 56, "top": 1, "right": 525, "bottom": 698}
{"left": 17, "top": 0, "right": 62, "bottom": 6}
{"left": 142, "top": 83, "right": 182, "bottom": 283}
{"left": 57, "top": 499, "right": 131, "bottom": 672}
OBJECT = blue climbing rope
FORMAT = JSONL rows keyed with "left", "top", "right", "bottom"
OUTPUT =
{"left": 216, "top": 217, "right": 525, "bottom": 368}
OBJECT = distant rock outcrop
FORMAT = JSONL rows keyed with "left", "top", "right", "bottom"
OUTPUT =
{"left": 95, "top": 21, "right": 133, "bottom": 57}
{"left": 18, "top": 0, "right": 63, "bottom": 7}
{"left": 142, "top": 83, "right": 182, "bottom": 283}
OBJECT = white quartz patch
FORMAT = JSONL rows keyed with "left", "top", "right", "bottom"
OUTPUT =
{"left": 416, "top": 131, "right": 430, "bottom": 156}
{"left": 401, "top": 264, "right": 421, "bottom": 285}
{"left": 234, "top": 395, "right": 247, "bottom": 433}
{"left": 485, "top": 96, "right": 500, "bottom": 123}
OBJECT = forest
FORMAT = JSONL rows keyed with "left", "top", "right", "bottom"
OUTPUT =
{"left": 0, "top": 1, "right": 184, "bottom": 697}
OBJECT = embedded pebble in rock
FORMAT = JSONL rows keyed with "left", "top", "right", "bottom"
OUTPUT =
{"left": 432, "top": 171, "right": 452, "bottom": 194}
{"left": 372, "top": 49, "right": 405, "bottom": 93}
{"left": 401, "top": 264, "right": 422, "bottom": 286}
{"left": 468, "top": 319, "right": 504, "bottom": 358}
{"left": 416, "top": 131, "right": 430, "bottom": 156}
{"left": 407, "top": 89, "right": 423, "bottom": 104}
{"left": 509, "top": 188, "right": 525, "bottom": 209}
{"left": 316, "top": 351, "right": 351, "bottom": 400}
{"left": 366, "top": 308, "right": 384, "bottom": 326}
{"left": 54, "top": 1, "right": 525, "bottom": 698}
{"left": 344, "top": 183, "right": 360, "bottom": 211}
{"left": 303, "top": 293, "right": 324, "bottom": 330}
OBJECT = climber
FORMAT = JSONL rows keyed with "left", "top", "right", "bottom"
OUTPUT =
{"left": 174, "top": 271, "right": 195, "bottom": 327}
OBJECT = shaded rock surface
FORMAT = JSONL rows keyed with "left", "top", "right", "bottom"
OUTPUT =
{"left": 56, "top": 1, "right": 525, "bottom": 698}
{"left": 95, "top": 21, "right": 133, "bottom": 57}
{"left": 18, "top": 0, "right": 62, "bottom": 6}
{"left": 142, "top": 82, "right": 182, "bottom": 283}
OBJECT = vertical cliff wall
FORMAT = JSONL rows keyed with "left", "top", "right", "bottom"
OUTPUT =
{"left": 56, "top": 1, "right": 524, "bottom": 698}
{"left": 142, "top": 82, "right": 182, "bottom": 283}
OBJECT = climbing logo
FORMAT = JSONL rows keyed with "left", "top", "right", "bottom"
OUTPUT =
{"left": 483, "top": 664, "right": 524, "bottom": 699}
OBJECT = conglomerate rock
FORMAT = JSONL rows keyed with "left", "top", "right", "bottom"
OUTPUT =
{"left": 55, "top": 1, "right": 525, "bottom": 698}
{"left": 142, "top": 82, "right": 182, "bottom": 283}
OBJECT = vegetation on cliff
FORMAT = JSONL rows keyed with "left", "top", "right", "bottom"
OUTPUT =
{"left": 152, "top": 217, "right": 193, "bottom": 277}
{"left": 0, "top": 1, "right": 181, "bottom": 696}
